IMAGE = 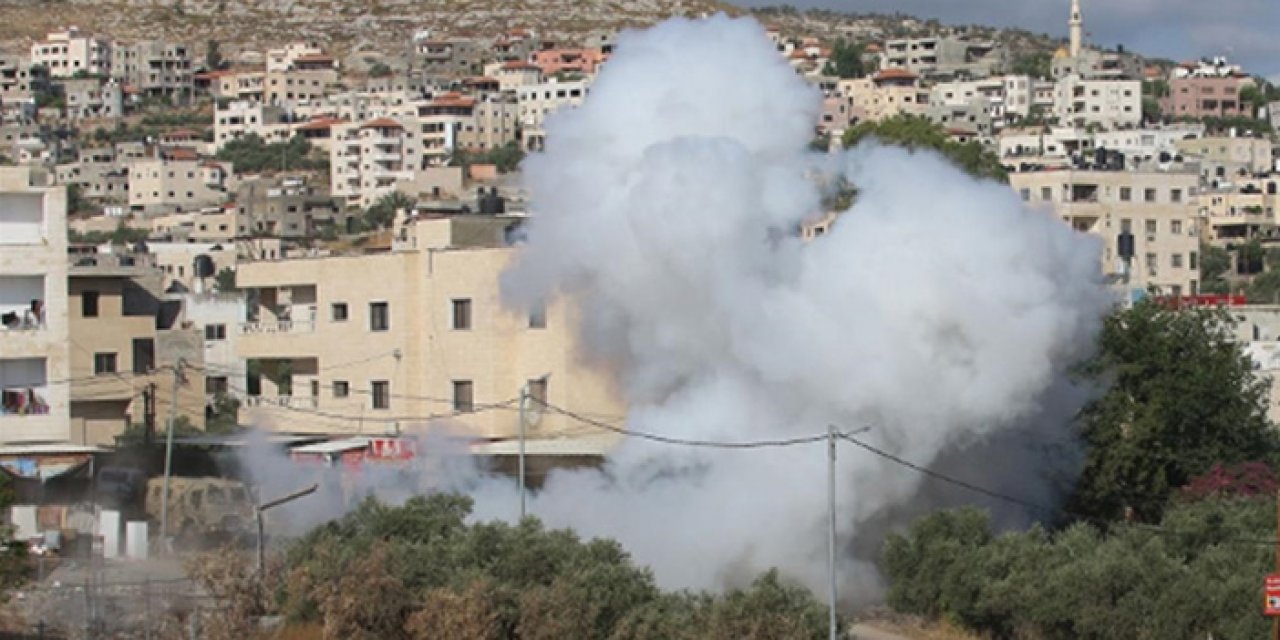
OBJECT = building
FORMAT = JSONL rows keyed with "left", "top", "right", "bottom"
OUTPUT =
{"left": 1161, "top": 75, "right": 1255, "bottom": 120}
{"left": 1053, "top": 76, "right": 1142, "bottom": 129}
{"left": 1011, "top": 169, "right": 1201, "bottom": 296}
{"left": 67, "top": 252, "right": 207, "bottom": 445}
{"left": 127, "top": 150, "right": 232, "bottom": 213}
{"left": 265, "top": 51, "right": 338, "bottom": 107}
{"left": 1199, "top": 176, "right": 1278, "bottom": 245}
{"left": 1176, "top": 135, "right": 1275, "bottom": 179}
{"left": 233, "top": 175, "right": 346, "bottom": 238}
{"left": 30, "top": 28, "right": 112, "bottom": 79}
{"left": 0, "top": 52, "right": 49, "bottom": 116}
{"left": 330, "top": 116, "right": 424, "bottom": 209}
{"left": 879, "top": 35, "right": 1001, "bottom": 80}
{"left": 517, "top": 79, "right": 589, "bottom": 150}
{"left": 484, "top": 60, "right": 544, "bottom": 91}
{"left": 415, "top": 36, "right": 489, "bottom": 78}
{"left": 233, "top": 213, "right": 624, "bottom": 447}
{"left": 838, "top": 69, "right": 930, "bottom": 124}
{"left": 111, "top": 40, "right": 193, "bottom": 101}
{"left": 180, "top": 292, "right": 246, "bottom": 410}
{"left": 213, "top": 100, "right": 291, "bottom": 150}
{"left": 529, "top": 48, "right": 607, "bottom": 77}
{"left": 60, "top": 76, "right": 123, "bottom": 122}
{"left": 1, "top": 167, "right": 72, "bottom": 444}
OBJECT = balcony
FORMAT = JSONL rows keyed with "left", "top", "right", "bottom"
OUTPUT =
{"left": 1, "top": 385, "right": 50, "bottom": 417}
{"left": 239, "top": 319, "right": 315, "bottom": 335}
{"left": 1, "top": 276, "right": 46, "bottom": 333}
{"left": 0, "top": 192, "right": 46, "bottom": 245}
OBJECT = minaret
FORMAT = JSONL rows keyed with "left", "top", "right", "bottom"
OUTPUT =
{"left": 1069, "top": 0, "right": 1083, "bottom": 58}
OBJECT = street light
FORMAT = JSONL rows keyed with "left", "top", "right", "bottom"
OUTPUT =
{"left": 256, "top": 483, "right": 318, "bottom": 575}
{"left": 518, "top": 373, "right": 550, "bottom": 520}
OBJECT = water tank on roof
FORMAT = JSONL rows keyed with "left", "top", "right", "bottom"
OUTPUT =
{"left": 193, "top": 254, "right": 216, "bottom": 279}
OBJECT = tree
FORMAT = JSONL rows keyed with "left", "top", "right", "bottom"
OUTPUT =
{"left": 1069, "top": 300, "right": 1279, "bottom": 522}
{"left": 843, "top": 115, "right": 1008, "bottom": 182}
{"left": 216, "top": 134, "right": 327, "bottom": 174}
{"left": 369, "top": 62, "right": 393, "bottom": 78}
{"left": 1199, "top": 243, "right": 1232, "bottom": 294}
{"left": 450, "top": 141, "right": 526, "bottom": 174}
{"left": 213, "top": 267, "right": 237, "bottom": 293}
{"left": 1010, "top": 51, "right": 1051, "bottom": 79}
{"left": 362, "top": 191, "right": 415, "bottom": 230}
{"left": 205, "top": 40, "right": 225, "bottom": 71}
{"left": 66, "top": 183, "right": 92, "bottom": 215}
{"left": 821, "top": 39, "right": 865, "bottom": 79}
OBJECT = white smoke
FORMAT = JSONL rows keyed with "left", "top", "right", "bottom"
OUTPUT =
{"left": 492, "top": 14, "right": 1111, "bottom": 598}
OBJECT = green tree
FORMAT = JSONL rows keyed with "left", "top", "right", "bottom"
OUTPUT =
{"left": 205, "top": 40, "right": 224, "bottom": 71}
{"left": 213, "top": 267, "right": 237, "bottom": 293}
{"left": 216, "top": 134, "right": 327, "bottom": 174}
{"left": 822, "top": 39, "right": 865, "bottom": 79}
{"left": 843, "top": 115, "right": 1008, "bottom": 182}
{"left": 450, "top": 141, "right": 526, "bottom": 174}
{"left": 362, "top": 191, "right": 414, "bottom": 230}
{"left": 1199, "top": 243, "right": 1232, "bottom": 294}
{"left": 1010, "top": 51, "right": 1051, "bottom": 79}
{"left": 66, "top": 183, "right": 92, "bottom": 215}
{"left": 368, "top": 62, "right": 393, "bottom": 78}
{"left": 1070, "top": 300, "right": 1279, "bottom": 522}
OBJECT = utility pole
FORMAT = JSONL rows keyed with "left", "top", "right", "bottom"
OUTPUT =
{"left": 518, "top": 382, "right": 527, "bottom": 521}
{"left": 143, "top": 383, "right": 156, "bottom": 450}
{"left": 159, "top": 359, "right": 185, "bottom": 546}
{"left": 827, "top": 424, "right": 838, "bottom": 640}
{"left": 1273, "top": 488, "right": 1279, "bottom": 640}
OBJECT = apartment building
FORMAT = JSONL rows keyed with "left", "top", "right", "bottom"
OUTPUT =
{"left": 30, "top": 28, "right": 111, "bottom": 79}
{"left": 67, "top": 253, "right": 206, "bottom": 445}
{"left": 233, "top": 175, "right": 346, "bottom": 238}
{"left": 209, "top": 69, "right": 266, "bottom": 103}
{"left": 461, "top": 93, "right": 520, "bottom": 152}
{"left": 233, "top": 214, "right": 624, "bottom": 447}
{"left": 517, "top": 79, "right": 588, "bottom": 151}
{"left": 1199, "top": 177, "right": 1279, "bottom": 244}
{"left": 0, "top": 53, "right": 49, "bottom": 112}
{"left": 61, "top": 76, "right": 123, "bottom": 122}
{"left": 112, "top": 40, "right": 193, "bottom": 101}
{"left": 1175, "top": 135, "right": 1275, "bottom": 179}
{"left": 213, "top": 100, "right": 291, "bottom": 150}
{"left": 181, "top": 293, "right": 246, "bottom": 407}
{"left": 127, "top": 150, "right": 232, "bottom": 213}
{"left": 416, "top": 37, "right": 489, "bottom": 78}
{"left": 1162, "top": 75, "right": 1254, "bottom": 120}
{"left": 1053, "top": 76, "right": 1141, "bottom": 129}
{"left": 879, "top": 35, "right": 1001, "bottom": 80}
{"left": 0, "top": 167, "right": 72, "bottom": 444}
{"left": 55, "top": 145, "right": 129, "bottom": 202}
{"left": 529, "top": 48, "right": 607, "bottom": 77}
{"left": 330, "top": 117, "right": 424, "bottom": 208}
{"left": 838, "top": 69, "right": 930, "bottom": 124}
{"left": 483, "top": 61, "right": 544, "bottom": 91}
{"left": 265, "top": 51, "right": 338, "bottom": 107}
{"left": 1010, "top": 169, "right": 1200, "bottom": 296}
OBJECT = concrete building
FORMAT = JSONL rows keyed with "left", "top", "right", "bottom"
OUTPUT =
{"left": 0, "top": 167, "right": 72, "bottom": 444}
{"left": 180, "top": 293, "right": 246, "bottom": 409}
{"left": 1053, "top": 76, "right": 1141, "bottom": 129}
{"left": 61, "top": 76, "right": 123, "bottom": 123}
{"left": 266, "top": 42, "right": 329, "bottom": 73}
{"left": 1162, "top": 75, "right": 1255, "bottom": 120}
{"left": 265, "top": 51, "right": 338, "bottom": 107}
{"left": 1011, "top": 169, "right": 1201, "bottom": 296}
{"left": 0, "top": 52, "right": 48, "bottom": 115}
{"left": 416, "top": 37, "right": 488, "bottom": 78}
{"left": 838, "top": 69, "right": 930, "bottom": 124}
{"left": 214, "top": 100, "right": 292, "bottom": 150}
{"left": 67, "top": 253, "right": 207, "bottom": 445}
{"left": 30, "top": 28, "right": 112, "bottom": 79}
{"left": 111, "top": 40, "right": 193, "bottom": 101}
{"left": 484, "top": 60, "right": 544, "bottom": 91}
{"left": 517, "top": 79, "right": 589, "bottom": 151}
{"left": 233, "top": 213, "right": 624, "bottom": 447}
{"left": 233, "top": 175, "right": 346, "bottom": 238}
{"left": 529, "top": 48, "right": 607, "bottom": 77}
{"left": 879, "top": 35, "right": 1001, "bottom": 80}
{"left": 127, "top": 150, "right": 232, "bottom": 213}
{"left": 1175, "top": 135, "right": 1275, "bottom": 179}
{"left": 1199, "top": 176, "right": 1279, "bottom": 245}
{"left": 55, "top": 145, "right": 130, "bottom": 203}
{"left": 459, "top": 93, "right": 520, "bottom": 152}
{"left": 209, "top": 69, "right": 266, "bottom": 104}
{"left": 330, "top": 116, "right": 424, "bottom": 209}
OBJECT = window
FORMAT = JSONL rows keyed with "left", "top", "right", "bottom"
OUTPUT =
{"left": 1119, "top": 187, "right": 1131, "bottom": 202}
{"left": 1040, "top": 187, "right": 1052, "bottom": 201}
{"left": 331, "top": 303, "right": 348, "bottom": 322}
{"left": 369, "top": 302, "right": 389, "bottom": 331}
{"left": 528, "top": 301, "right": 546, "bottom": 329}
{"left": 372, "top": 381, "right": 390, "bottom": 409}
{"left": 1144, "top": 188, "right": 1157, "bottom": 203}
{"left": 94, "top": 352, "right": 117, "bottom": 375}
{"left": 527, "top": 377, "right": 548, "bottom": 406}
{"left": 1019, "top": 188, "right": 1030, "bottom": 201}
{"left": 132, "top": 339, "right": 155, "bottom": 374}
{"left": 333, "top": 381, "right": 349, "bottom": 398}
{"left": 1190, "top": 251, "right": 1199, "bottom": 270}
{"left": 204, "top": 324, "right": 227, "bottom": 341}
{"left": 1172, "top": 254, "right": 1184, "bottom": 268}
{"left": 452, "top": 298, "right": 472, "bottom": 330}
{"left": 1144, "top": 220, "right": 1157, "bottom": 236}
{"left": 1120, "top": 218, "right": 1132, "bottom": 233}
{"left": 1171, "top": 189, "right": 1182, "bottom": 203}
{"left": 206, "top": 376, "right": 228, "bottom": 394}
{"left": 82, "top": 291, "right": 100, "bottom": 317}
{"left": 452, "top": 380, "right": 474, "bottom": 412}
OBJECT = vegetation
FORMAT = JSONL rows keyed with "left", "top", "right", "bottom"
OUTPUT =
{"left": 361, "top": 191, "right": 415, "bottom": 230}
{"left": 821, "top": 39, "right": 866, "bottom": 79}
{"left": 206, "top": 39, "right": 226, "bottom": 71}
{"left": 66, "top": 183, "right": 94, "bottom": 215}
{"left": 883, "top": 497, "right": 1274, "bottom": 639}
{"left": 449, "top": 140, "right": 527, "bottom": 174}
{"left": 206, "top": 392, "right": 240, "bottom": 434}
{"left": 843, "top": 115, "right": 1007, "bottom": 182}
{"left": 1069, "top": 300, "right": 1277, "bottom": 523}
{"left": 215, "top": 134, "right": 329, "bottom": 174}
{"left": 369, "top": 62, "right": 393, "bottom": 78}
{"left": 201, "top": 494, "right": 835, "bottom": 639}
{"left": 213, "top": 267, "right": 237, "bottom": 293}
{"left": 1199, "top": 243, "right": 1232, "bottom": 294}
{"left": 69, "top": 221, "right": 150, "bottom": 246}
{"left": 1009, "top": 51, "right": 1051, "bottom": 79}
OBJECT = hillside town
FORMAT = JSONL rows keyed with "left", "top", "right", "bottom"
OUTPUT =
{"left": 2, "top": 0, "right": 1280, "bottom": 636}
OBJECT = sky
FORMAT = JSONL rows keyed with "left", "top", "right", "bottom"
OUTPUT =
{"left": 729, "top": 0, "right": 1280, "bottom": 82}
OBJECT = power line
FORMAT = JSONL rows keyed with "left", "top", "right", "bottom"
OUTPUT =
{"left": 839, "top": 433, "right": 1280, "bottom": 548}
{"left": 542, "top": 401, "right": 846, "bottom": 449}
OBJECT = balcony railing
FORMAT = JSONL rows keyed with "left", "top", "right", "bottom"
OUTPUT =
{"left": 239, "top": 319, "right": 315, "bottom": 335}
{"left": 243, "top": 395, "right": 318, "bottom": 409}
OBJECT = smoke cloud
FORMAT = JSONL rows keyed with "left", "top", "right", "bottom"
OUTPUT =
{"left": 493, "top": 14, "right": 1112, "bottom": 599}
